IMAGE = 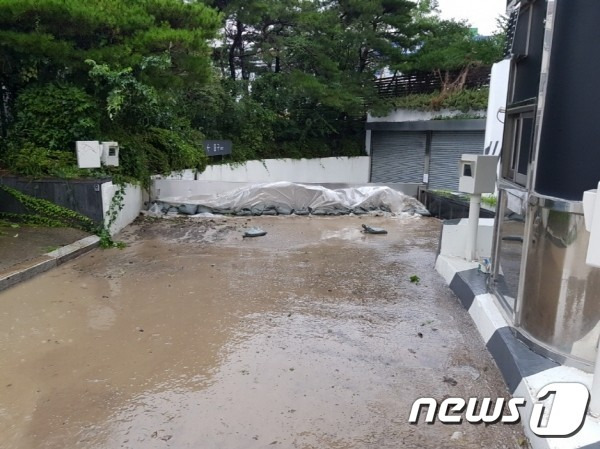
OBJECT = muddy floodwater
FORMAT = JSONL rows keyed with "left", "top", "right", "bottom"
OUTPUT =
{"left": 0, "top": 216, "right": 526, "bottom": 448}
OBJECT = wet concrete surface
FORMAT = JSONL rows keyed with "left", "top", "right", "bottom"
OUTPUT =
{"left": 0, "top": 225, "right": 89, "bottom": 273}
{"left": 0, "top": 216, "right": 527, "bottom": 448}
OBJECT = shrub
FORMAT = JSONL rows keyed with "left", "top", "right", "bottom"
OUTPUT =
{"left": 145, "top": 127, "right": 207, "bottom": 172}
{"left": 11, "top": 84, "right": 100, "bottom": 151}
{"left": 111, "top": 126, "right": 207, "bottom": 182}
{"left": 5, "top": 144, "right": 82, "bottom": 179}
{"left": 370, "top": 88, "right": 490, "bottom": 115}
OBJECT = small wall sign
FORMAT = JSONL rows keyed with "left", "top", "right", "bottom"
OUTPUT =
{"left": 204, "top": 140, "right": 232, "bottom": 156}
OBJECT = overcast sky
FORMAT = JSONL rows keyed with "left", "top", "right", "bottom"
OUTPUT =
{"left": 437, "top": 0, "right": 507, "bottom": 35}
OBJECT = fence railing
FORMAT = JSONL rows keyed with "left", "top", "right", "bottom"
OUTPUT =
{"left": 375, "top": 66, "right": 492, "bottom": 98}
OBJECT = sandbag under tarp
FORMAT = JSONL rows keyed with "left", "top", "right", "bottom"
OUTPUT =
{"left": 156, "top": 182, "right": 430, "bottom": 217}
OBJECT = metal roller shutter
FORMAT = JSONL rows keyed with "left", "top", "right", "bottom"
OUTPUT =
{"left": 370, "top": 131, "right": 426, "bottom": 183}
{"left": 429, "top": 131, "right": 485, "bottom": 191}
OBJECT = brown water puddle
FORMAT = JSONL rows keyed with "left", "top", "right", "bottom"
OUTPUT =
{"left": 0, "top": 216, "right": 526, "bottom": 448}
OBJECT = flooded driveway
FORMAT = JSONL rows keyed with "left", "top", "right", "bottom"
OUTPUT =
{"left": 0, "top": 216, "right": 525, "bottom": 448}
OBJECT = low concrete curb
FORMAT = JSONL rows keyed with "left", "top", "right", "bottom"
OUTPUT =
{"left": 436, "top": 254, "right": 600, "bottom": 449}
{"left": 0, "top": 235, "right": 100, "bottom": 292}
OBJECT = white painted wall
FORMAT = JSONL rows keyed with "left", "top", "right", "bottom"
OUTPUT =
{"left": 484, "top": 60, "right": 510, "bottom": 156}
{"left": 154, "top": 169, "right": 196, "bottom": 180}
{"left": 152, "top": 181, "right": 251, "bottom": 200}
{"left": 192, "top": 157, "right": 370, "bottom": 184}
{"left": 101, "top": 182, "right": 144, "bottom": 235}
{"left": 367, "top": 108, "right": 485, "bottom": 123}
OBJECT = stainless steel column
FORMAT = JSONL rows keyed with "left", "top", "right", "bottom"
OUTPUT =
{"left": 516, "top": 195, "right": 600, "bottom": 370}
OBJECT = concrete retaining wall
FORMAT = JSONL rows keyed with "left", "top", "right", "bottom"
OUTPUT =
{"left": 101, "top": 182, "right": 144, "bottom": 235}
{"left": 193, "top": 157, "right": 371, "bottom": 184}
{"left": 0, "top": 176, "right": 107, "bottom": 223}
{"left": 151, "top": 157, "right": 377, "bottom": 202}
{"left": 0, "top": 176, "right": 143, "bottom": 236}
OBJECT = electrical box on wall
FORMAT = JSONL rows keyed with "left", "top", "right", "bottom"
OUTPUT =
{"left": 458, "top": 154, "right": 499, "bottom": 194}
{"left": 76, "top": 141, "right": 102, "bottom": 168}
{"left": 101, "top": 141, "right": 119, "bottom": 167}
{"left": 76, "top": 141, "right": 119, "bottom": 168}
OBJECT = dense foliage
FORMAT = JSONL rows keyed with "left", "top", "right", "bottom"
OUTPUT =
{"left": 379, "top": 88, "right": 491, "bottom": 114}
{"left": 0, "top": 0, "right": 219, "bottom": 181}
{"left": 0, "top": 0, "right": 505, "bottom": 182}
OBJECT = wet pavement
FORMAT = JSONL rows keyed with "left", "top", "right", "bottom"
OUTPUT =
{"left": 0, "top": 225, "right": 89, "bottom": 273}
{"left": 0, "top": 215, "right": 526, "bottom": 448}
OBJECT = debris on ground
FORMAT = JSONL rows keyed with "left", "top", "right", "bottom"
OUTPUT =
{"left": 410, "top": 275, "right": 421, "bottom": 285}
{"left": 451, "top": 431, "right": 464, "bottom": 441}
{"left": 443, "top": 376, "right": 458, "bottom": 386}
{"left": 361, "top": 224, "right": 388, "bottom": 234}
{"left": 147, "top": 202, "right": 163, "bottom": 216}
{"left": 243, "top": 227, "right": 267, "bottom": 238}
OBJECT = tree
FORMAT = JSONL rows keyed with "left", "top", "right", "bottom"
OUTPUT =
{"left": 204, "top": 0, "right": 301, "bottom": 80}
{"left": 406, "top": 16, "right": 504, "bottom": 94}
{"left": 199, "top": 0, "right": 420, "bottom": 158}
{"left": 0, "top": 0, "right": 499, "bottom": 179}
{"left": 0, "top": 0, "right": 220, "bottom": 132}
{"left": 0, "top": 0, "right": 220, "bottom": 180}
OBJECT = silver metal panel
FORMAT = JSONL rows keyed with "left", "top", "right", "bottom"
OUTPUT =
{"left": 370, "top": 131, "right": 426, "bottom": 183}
{"left": 491, "top": 0, "right": 600, "bottom": 371}
{"left": 428, "top": 131, "right": 485, "bottom": 191}
{"left": 529, "top": 0, "right": 556, "bottom": 194}
{"left": 517, "top": 198, "right": 600, "bottom": 370}
{"left": 491, "top": 188, "right": 527, "bottom": 318}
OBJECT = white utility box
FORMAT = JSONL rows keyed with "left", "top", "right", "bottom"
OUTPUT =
{"left": 458, "top": 154, "right": 499, "bottom": 194}
{"left": 583, "top": 183, "right": 600, "bottom": 268}
{"left": 76, "top": 141, "right": 102, "bottom": 168}
{"left": 101, "top": 141, "right": 120, "bottom": 167}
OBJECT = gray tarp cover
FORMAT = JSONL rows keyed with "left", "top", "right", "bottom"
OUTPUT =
{"left": 156, "top": 182, "right": 430, "bottom": 216}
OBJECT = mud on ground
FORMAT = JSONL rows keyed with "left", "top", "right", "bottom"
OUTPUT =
{"left": 0, "top": 225, "right": 89, "bottom": 273}
{"left": 0, "top": 215, "right": 527, "bottom": 448}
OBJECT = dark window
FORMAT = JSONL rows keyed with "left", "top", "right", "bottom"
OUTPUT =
{"left": 463, "top": 164, "right": 472, "bottom": 177}
{"left": 502, "top": 109, "right": 535, "bottom": 186}
{"left": 501, "top": 0, "right": 546, "bottom": 187}
{"left": 511, "top": 0, "right": 547, "bottom": 103}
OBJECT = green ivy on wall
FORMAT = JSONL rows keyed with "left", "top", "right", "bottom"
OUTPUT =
{"left": 0, "top": 184, "right": 126, "bottom": 249}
